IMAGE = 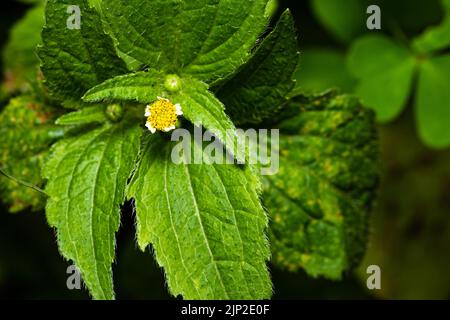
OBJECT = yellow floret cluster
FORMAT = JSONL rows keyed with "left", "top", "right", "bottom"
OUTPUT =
{"left": 146, "top": 99, "right": 178, "bottom": 131}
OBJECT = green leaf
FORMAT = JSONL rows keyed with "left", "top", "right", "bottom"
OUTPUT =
{"left": 172, "top": 77, "right": 245, "bottom": 163}
{"left": 43, "top": 117, "right": 141, "bottom": 299}
{"left": 292, "top": 48, "right": 356, "bottom": 94}
{"left": 347, "top": 34, "right": 417, "bottom": 122}
{"left": 3, "top": 4, "right": 44, "bottom": 92}
{"left": 101, "top": 0, "right": 270, "bottom": 84}
{"left": 416, "top": 54, "right": 450, "bottom": 148}
{"left": 216, "top": 10, "right": 299, "bottom": 125}
{"left": 38, "top": 0, "right": 127, "bottom": 104}
{"left": 84, "top": 72, "right": 245, "bottom": 163}
{"left": 265, "top": 92, "right": 379, "bottom": 279}
{"left": 413, "top": 0, "right": 450, "bottom": 53}
{"left": 83, "top": 70, "right": 165, "bottom": 103}
{"left": 55, "top": 105, "right": 107, "bottom": 126}
{"left": 311, "top": 0, "right": 367, "bottom": 43}
{"left": 0, "top": 95, "right": 64, "bottom": 213}
{"left": 127, "top": 133, "right": 271, "bottom": 299}
{"left": 88, "top": 0, "right": 102, "bottom": 11}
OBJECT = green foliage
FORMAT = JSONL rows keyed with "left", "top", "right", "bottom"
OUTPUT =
{"left": 172, "top": 78, "right": 244, "bottom": 163}
{"left": 55, "top": 105, "right": 108, "bottom": 126}
{"left": 101, "top": 0, "right": 271, "bottom": 84}
{"left": 265, "top": 92, "right": 379, "bottom": 279}
{"left": 347, "top": 28, "right": 450, "bottom": 148}
{"left": 82, "top": 71, "right": 165, "bottom": 103}
{"left": 416, "top": 55, "right": 450, "bottom": 148}
{"left": 347, "top": 35, "right": 417, "bottom": 122}
{"left": 0, "top": 0, "right": 382, "bottom": 300}
{"left": 37, "top": 0, "right": 276, "bottom": 299}
{"left": 127, "top": 133, "right": 271, "bottom": 299}
{"left": 84, "top": 71, "right": 244, "bottom": 163}
{"left": 38, "top": 0, "right": 127, "bottom": 105}
{"left": 0, "top": 95, "right": 64, "bottom": 213}
{"left": 216, "top": 11, "right": 299, "bottom": 125}
{"left": 43, "top": 117, "right": 141, "bottom": 299}
{"left": 304, "top": 0, "right": 450, "bottom": 149}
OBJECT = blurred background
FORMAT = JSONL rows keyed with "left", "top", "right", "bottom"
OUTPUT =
{"left": 1, "top": 0, "right": 449, "bottom": 299}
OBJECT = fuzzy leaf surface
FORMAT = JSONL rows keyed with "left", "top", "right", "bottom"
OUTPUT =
{"left": 101, "top": 0, "right": 270, "bottom": 84}
{"left": 84, "top": 72, "right": 244, "bottom": 162}
{"left": 127, "top": 133, "right": 271, "bottom": 299}
{"left": 265, "top": 92, "right": 379, "bottom": 279}
{"left": 39, "top": 0, "right": 127, "bottom": 104}
{"left": 0, "top": 95, "right": 64, "bottom": 213}
{"left": 216, "top": 11, "right": 299, "bottom": 125}
{"left": 43, "top": 117, "right": 141, "bottom": 299}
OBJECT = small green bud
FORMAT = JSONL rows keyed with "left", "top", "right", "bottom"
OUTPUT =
{"left": 106, "top": 104, "right": 124, "bottom": 122}
{"left": 164, "top": 74, "right": 182, "bottom": 92}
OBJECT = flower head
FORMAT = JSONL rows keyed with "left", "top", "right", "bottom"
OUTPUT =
{"left": 145, "top": 97, "right": 183, "bottom": 133}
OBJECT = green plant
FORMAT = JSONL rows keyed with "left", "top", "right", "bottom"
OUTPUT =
{"left": 0, "top": 0, "right": 379, "bottom": 300}
{"left": 296, "top": 0, "right": 450, "bottom": 149}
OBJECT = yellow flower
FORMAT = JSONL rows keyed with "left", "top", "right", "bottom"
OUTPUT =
{"left": 145, "top": 97, "right": 183, "bottom": 133}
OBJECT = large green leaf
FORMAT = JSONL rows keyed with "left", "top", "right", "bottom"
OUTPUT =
{"left": 416, "top": 54, "right": 450, "bottom": 148}
{"left": 265, "top": 92, "right": 379, "bottom": 279}
{"left": 43, "top": 117, "right": 141, "bottom": 299}
{"left": 127, "top": 133, "right": 271, "bottom": 299}
{"left": 216, "top": 10, "right": 299, "bottom": 125}
{"left": 3, "top": 4, "right": 44, "bottom": 92}
{"left": 347, "top": 34, "right": 417, "bottom": 122}
{"left": 0, "top": 95, "right": 64, "bottom": 213}
{"left": 55, "top": 105, "right": 108, "bottom": 126}
{"left": 82, "top": 70, "right": 165, "bottom": 103}
{"left": 101, "top": 0, "right": 270, "bottom": 84}
{"left": 84, "top": 72, "right": 244, "bottom": 162}
{"left": 38, "top": 0, "right": 127, "bottom": 105}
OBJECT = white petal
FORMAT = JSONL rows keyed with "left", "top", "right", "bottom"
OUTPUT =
{"left": 145, "top": 111, "right": 151, "bottom": 117}
{"left": 175, "top": 104, "right": 183, "bottom": 115}
{"left": 164, "top": 125, "right": 176, "bottom": 132}
{"left": 145, "top": 122, "right": 157, "bottom": 134}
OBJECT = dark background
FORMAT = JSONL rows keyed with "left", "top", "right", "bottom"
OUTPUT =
{"left": 1, "top": 0, "right": 449, "bottom": 299}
